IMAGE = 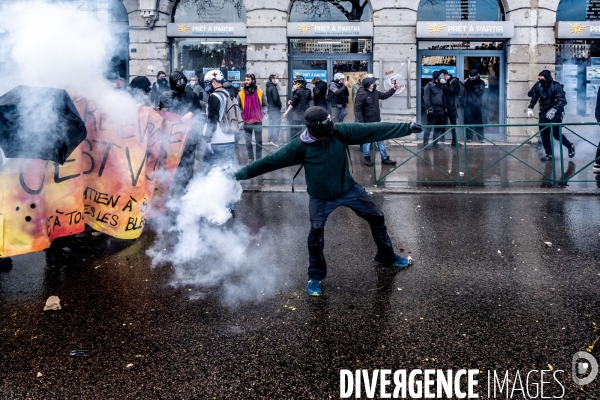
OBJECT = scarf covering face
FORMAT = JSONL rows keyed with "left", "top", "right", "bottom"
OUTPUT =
{"left": 304, "top": 106, "right": 334, "bottom": 139}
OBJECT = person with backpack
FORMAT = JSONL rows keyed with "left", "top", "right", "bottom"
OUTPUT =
{"left": 464, "top": 69, "right": 486, "bottom": 143}
{"left": 422, "top": 70, "right": 447, "bottom": 150}
{"left": 328, "top": 73, "right": 350, "bottom": 122}
{"left": 203, "top": 69, "right": 239, "bottom": 176}
{"left": 266, "top": 74, "right": 283, "bottom": 146}
{"left": 440, "top": 69, "right": 462, "bottom": 146}
{"left": 527, "top": 70, "right": 575, "bottom": 162}
{"left": 354, "top": 76, "right": 399, "bottom": 166}
{"left": 234, "top": 106, "right": 423, "bottom": 296}
{"left": 157, "top": 71, "right": 202, "bottom": 194}
{"left": 238, "top": 73, "right": 268, "bottom": 163}
{"left": 283, "top": 75, "right": 312, "bottom": 138}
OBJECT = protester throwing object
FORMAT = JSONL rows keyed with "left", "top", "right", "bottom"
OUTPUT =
{"left": 235, "top": 106, "right": 423, "bottom": 296}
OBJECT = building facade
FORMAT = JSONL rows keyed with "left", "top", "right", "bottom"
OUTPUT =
{"left": 3, "top": 0, "right": 600, "bottom": 142}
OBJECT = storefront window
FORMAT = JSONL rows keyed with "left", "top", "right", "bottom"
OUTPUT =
{"left": 290, "top": 38, "right": 372, "bottom": 54}
{"left": 557, "top": 0, "right": 600, "bottom": 21}
{"left": 173, "top": 0, "right": 246, "bottom": 23}
{"left": 173, "top": 38, "right": 247, "bottom": 85}
{"left": 417, "top": 0, "right": 504, "bottom": 21}
{"left": 289, "top": 0, "right": 372, "bottom": 22}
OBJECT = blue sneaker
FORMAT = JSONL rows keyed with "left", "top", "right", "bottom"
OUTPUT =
{"left": 374, "top": 255, "right": 412, "bottom": 268}
{"left": 306, "top": 279, "right": 322, "bottom": 296}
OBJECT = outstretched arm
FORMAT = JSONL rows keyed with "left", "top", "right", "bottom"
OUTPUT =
{"left": 334, "top": 122, "right": 412, "bottom": 145}
{"left": 235, "top": 140, "right": 304, "bottom": 180}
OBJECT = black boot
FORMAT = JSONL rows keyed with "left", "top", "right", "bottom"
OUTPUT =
{"left": 381, "top": 156, "right": 396, "bottom": 165}
{"left": 364, "top": 156, "right": 373, "bottom": 167}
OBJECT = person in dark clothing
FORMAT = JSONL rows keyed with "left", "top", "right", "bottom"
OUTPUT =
{"left": 223, "top": 80, "right": 239, "bottom": 98}
{"left": 312, "top": 76, "right": 328, "bottom": 109}
{"left": 464, "top": 69, "right": 486, "bottom": 143}
{"left": 283, "top": 75, "right": 312, "bottom": 138}
{"left": 266, "top": 74, "right": 283, "bottom": 146}
{"left": 593, "top": 85, "right": 600, "bottom": 172}
{"left": 422, "top": 70, "right": 446, "bottom": 149}
{"left": 328, "top": 73, "right": 350, "bottom": 122}
{"left": 528, "top": 70, "right": 575, "bottom": 162}
{"left": 187, "top": 75, "right": 208, "bottom": 138}
{"left": 355, "top": 76, "right": 399, "bottom": 166}
{"left": 440, "top": 69, "right": 461, "bottom": 146}
{"left": 235, "top": 106, "right": 423, "bottom": 296}
{"left": 129, "top": 76, "right": 152, "bottom": 106}
{"left": 151, "top": 71, "right": 170, "bottom": 107}
{"left": 157, "top": 71, "right": 201, "bottom": 194}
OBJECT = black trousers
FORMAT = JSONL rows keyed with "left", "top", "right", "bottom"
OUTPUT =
{"left": 539, "top": 114, "right": 571, "bottom": 156}
{"left": 307, "top": 183, "right": 397, "bottom": 280}
{"left": 244, "top": 122, "right": 263, "bottom": 160}
{"left": 446, "top": 108, "right": 458, "bottom": 144}
{"left": 289, "top": 118, "right": 304, "bottom": 139}
{"left": 423, "top": 109, "right": 445, "bottom": 145}
{"left": 464, "top": 106, "right": 484, "bottom": 140}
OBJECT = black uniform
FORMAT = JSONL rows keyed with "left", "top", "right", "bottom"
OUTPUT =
{"left": 312, "top": 79, "right": 328, "bottom": 108}
{"left": 158, "top": 72, "right": 202, "bottom": 195}
{"left": 422, "top": 71, "right": 446, "bottom": 148}
{"left": 442, "top": 75, "right": 460, "bottom": 145}
{"left": 528, "top": 70, "right": 572, "bottom": 158}
{"left": 464, "top": 72, "right": 486, "bottom": 141}
{"left": 289, "top": 86, "right": 312, "bottom": 137}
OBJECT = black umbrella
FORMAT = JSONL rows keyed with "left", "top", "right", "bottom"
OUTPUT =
{"left": 0, "top": 85, "right": 87, "bottom": 165}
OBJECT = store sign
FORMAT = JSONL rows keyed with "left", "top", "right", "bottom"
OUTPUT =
{"left": 293, "top": 70, "right": 327, "bottom": 80}
{"left": 421, "top": 66, "right": 457, "bottom": 78}
{"left": 556, "top": 21, "right": 600, "bottom": 38}
{"left": 166, "top": 23, "right": 246, "bottom": 37}
{"left": 287, "top": 22, "right": 373, "bottom": 37}
{"left": 416, "top": 21, "right": 514, "bottom": 39}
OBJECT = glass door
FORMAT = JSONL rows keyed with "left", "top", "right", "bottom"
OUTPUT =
{"left": 417, "top": 48, "right": 505, "bottom": 141}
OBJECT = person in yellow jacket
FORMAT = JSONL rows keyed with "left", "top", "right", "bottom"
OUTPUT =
{"left": 238, "top": 74, "right": 268, "bottom": 163}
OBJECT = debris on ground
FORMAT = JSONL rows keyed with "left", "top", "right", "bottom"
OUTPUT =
{"left": 37, "top": 372, "right": 43, "bottom": 377}
{"left": 544, "top": 242, "right": 552, "bottom": 247}
{"left": 69, "top": 350, "right": 90, "bottom": 357}
{"left": 43, "top": 296, "right": 61, "bottom": 311}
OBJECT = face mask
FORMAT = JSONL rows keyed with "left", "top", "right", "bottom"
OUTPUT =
{"left": 158, "top": 78, "right": 167, "bottom": 85}
{"left": 274, "top": 79, "right": 279, "bottom": 85}
{"left": 373, "top": 84, "right": 377, "bottom": 91}
{"left": 439, "top": 78, "right": 447, "bottom": 84}
{"left": 204, "top": 84, "right": 212, "bottom": 92}
{"left": 189, "top": 82, "right": 197, "bottom": 87}
{"left": 295, "top": 82, "right": 302, "bottom": 88}
{"left": 469, "top": 76, "right": 478, "bottom": 81}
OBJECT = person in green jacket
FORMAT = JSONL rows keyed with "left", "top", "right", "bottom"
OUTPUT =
{"left": 235, "top": 106, "right": 422, "bottom": 296}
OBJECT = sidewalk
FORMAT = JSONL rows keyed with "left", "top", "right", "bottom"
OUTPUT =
{"left": 238, "top": 136, "right": 600, "bottom": 195}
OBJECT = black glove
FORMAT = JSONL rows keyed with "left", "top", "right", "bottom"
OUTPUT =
{"left": 410, "top": 123, "right": 422, "bottom": 133}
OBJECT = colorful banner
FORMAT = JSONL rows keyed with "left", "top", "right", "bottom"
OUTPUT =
{"left": 0, "top": 98, "right": 191, "bottom": 258}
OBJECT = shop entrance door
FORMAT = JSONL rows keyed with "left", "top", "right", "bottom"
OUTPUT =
{"left": 289, "top": 53, "right": 372, "bottom": 120}
{"left": 417, "top": 49, "right": 505, "bottom": 142}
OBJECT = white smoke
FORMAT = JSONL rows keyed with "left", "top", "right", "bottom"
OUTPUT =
{"left": 0, "top": 0, "right": 137, "bottom": 123}
{"left": 148, "top": 168, "right": 288, "bottom": 308}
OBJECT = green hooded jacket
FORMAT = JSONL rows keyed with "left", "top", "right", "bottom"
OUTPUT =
{"left": 235, "top": 122, "right": 412, "bottom": 200}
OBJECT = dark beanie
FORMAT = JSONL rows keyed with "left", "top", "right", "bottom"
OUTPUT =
{"left": 169, "top": 71, "right": 187, "bottom": 90}
{"left": 538, "top": 70, "right": 553, "bottom": 81}
{"left": 156, "top": 70, "right": 166, "bottom": 79}
{"left": 304, "top": 106, "right": 333, "bottom": 138}
{"left": 439, "top": 69, "right": 449, "bottom": 75}
{"left": 130, "top": 76, "right": 151, "bottom": 93}
{"left": 469, "top": 69, "right": 480, "bottom": 77}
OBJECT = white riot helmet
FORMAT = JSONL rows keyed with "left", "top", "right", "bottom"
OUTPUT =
{"left": 333, "top": 72, "right": 344, "bottom": 82}
{"left": 203, "top": 69, "right": 224, "bottom": 86}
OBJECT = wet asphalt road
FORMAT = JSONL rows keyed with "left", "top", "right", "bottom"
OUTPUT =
{"left": 1, "top": 193, "right": 600, "bottom": 399}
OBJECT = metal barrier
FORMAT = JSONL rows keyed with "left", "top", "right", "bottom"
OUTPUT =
{"left": 241, "top": 122, "right": 600, "bottom": 188}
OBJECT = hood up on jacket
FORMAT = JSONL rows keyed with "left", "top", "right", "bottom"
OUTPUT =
{"left": 362, "top": 77, "right": 376, "bottom": 89}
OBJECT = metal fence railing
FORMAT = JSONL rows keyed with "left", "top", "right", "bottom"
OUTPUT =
{"left": 241, "top": 122, "right": 600, "bottom": 188}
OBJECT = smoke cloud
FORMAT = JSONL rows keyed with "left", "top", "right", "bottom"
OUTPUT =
{"left": 148, "top": 167, "right": 287, "bottom": 308}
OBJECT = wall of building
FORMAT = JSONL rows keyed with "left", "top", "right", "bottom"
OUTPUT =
{"left": 123, "top": 0, "right": 564, "bottom": 142}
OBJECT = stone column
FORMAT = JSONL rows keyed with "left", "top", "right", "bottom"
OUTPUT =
{"left": 372, "top": 0, "right": 418, "bottom": 123}
{"left": 124, "top": 0, "right": 171, "bottom": 83}
{"left": 505, "top": 0, "right": 557, "bottom": 142}
{"left": 245, "top": 0, "right": 290, "bottom": 105}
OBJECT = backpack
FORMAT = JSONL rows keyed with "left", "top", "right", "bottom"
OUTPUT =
{"left": 212, "top": 90, "right": 244, "bottom": 132}
{"left": 456, "top": 80, "right": 466, "bottom": 109}
{"left": 292, "top": 129, "right": 351, "bottom": 193}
